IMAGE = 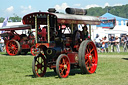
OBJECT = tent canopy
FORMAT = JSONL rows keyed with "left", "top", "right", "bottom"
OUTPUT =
{"left": 97, "top": 13, "right": 128, "bottom": 28}
{"left": 101, "top": 13, "right": 128, "bottom": 21}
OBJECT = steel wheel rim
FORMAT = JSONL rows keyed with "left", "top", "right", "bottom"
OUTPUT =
{"left": 84, "top": 41, "right": 98, "bottom": 73}
{"left": 34, "top": 54, "right": 47, "bottom": 77}
{"left": 59, "top": 56, "right": 70, "bottom": 78}
{"left": 6, "top": 40, "right": 19, "bottom": 56}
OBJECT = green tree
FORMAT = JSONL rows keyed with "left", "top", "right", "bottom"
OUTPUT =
{"left": 87, "top": 4, "right": 128, "bottom": 19}
{"left": 0, "top": 17, "right": 5, "bottom": 23}
{"left": 9, "top": 13, "right": 22, "bottom": 22}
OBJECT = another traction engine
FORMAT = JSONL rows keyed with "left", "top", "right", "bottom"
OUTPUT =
{"left": 0, "top": 25, "right": 36, "bottom": 56}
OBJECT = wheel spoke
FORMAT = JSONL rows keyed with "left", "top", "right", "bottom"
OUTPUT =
{"left": 60, "top": 69, "right": 64, "bottom": 75}
{"left": 13, "top": 51, "right": 16, "bottom": 54}
{"left": 41, "top": 57, "right": 44, "bottom": 63}
{"left": 91, "top": 58, "right": 95, "bottom": 63}
{"left": 38, "top": 57, "right": 40, "bottom": 63}
{"left": 88, "top": 60, "right": 93, "bottom": 71}
{"left": 90, "top": 49, "right": 94, "bottom": 54}
{"left": 14, "top": 48, "right": 18, "bottom": 51}
{"left": 59, "top": 64, "right": 64, "bottom": 68}
{"left": 40, "top": 67, "right": 42, "bottom": 71}
{"left": 87, "top": 64, "right": 91, "bottom": 70}
{"left": 85, "top": 54, "right": 88, "bottom": 59}
{"left": 65, "top": 62, "right": 69, "bottom": 66}
{"left": 62, "top": 58, "right": 65, "bottom": 64}
{"left": 86, "top": 47, "right": 89, "bottom": 54}
{"left": 9, "top": 43, "right": 12, "bottom": 47}
{"left": 85, "top": 60, "right": 89, "bottom": 65}
{"left": 87, "top": 66, "right": 90, "bottom": 70}
{"left": 36, "top": 60, "right": 40, "bottom": 64}
{"left": 12, "top": 51, "right": 15, "bottom": 54}
{"left": 90, "top": 66, "right": 93, "bottom": 72}
{"left": 7, "top": 47, "right": 11, "bottom": 50}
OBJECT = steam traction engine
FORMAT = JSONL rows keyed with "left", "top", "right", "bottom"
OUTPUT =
{"left": 22, "top": 8, "right": 101, "bottom": 78}
{"left": 0, "top": 25, "right": 36, "bottom": 56}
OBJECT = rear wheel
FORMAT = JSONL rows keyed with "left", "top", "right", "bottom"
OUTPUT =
{"left": 32, "top": 53, "right": 47, "bottom": 77}
{"left": 6, "top": 40, "right": 20, "bottom": 56}
{"left": 79, "top": 40, "right": 98, "bottom": 74}
{"left": 56, "top": 54, "right": 70, "bottom": 78}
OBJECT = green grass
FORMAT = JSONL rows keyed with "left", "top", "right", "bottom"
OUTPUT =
{"left": 0, "top": 53, "right": 128, "bottom": 85}
{"left": 99, "top": 52, "right": 128, "bottom": 55}
{"left": 99, "top": 46, "right": 128, "bottom": 55}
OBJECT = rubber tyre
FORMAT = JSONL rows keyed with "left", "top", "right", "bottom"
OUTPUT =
{"left": 79, "top": 40, "right": 98, "bottom": 74}
{"left": 78, "top": 41, "right": 85, "bottom": 67}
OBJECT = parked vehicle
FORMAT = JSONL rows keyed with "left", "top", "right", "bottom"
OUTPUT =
{"left": 0, "top": 25, "right": 37, "bottom": 56}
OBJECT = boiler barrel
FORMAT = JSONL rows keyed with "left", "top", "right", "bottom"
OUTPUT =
{"left": 65, "top": 8, "right": 87, "bottom": 15}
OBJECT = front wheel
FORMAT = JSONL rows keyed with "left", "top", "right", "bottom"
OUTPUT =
{"left": 32, "top": 53, "right": 47, "bottom": 77}
{"left": 56, "top": 54, "right": 70, "bottom": 78}
{"left": 79, "top": 40, "right": 98, "bottom": 74}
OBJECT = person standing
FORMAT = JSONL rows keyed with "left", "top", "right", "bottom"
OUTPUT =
{"left": 121, "top": 35, "right": 127, "bottom": 52}
{"left": 94, "top": 34, "right": 101, "bottom": 52}
{"left": 126, "top": 34, "right": 128, "bottom": 49}
{"left": 101, "top": 37, "right": 105, "bottom": 52}
{"left": 109, "top": 35, "right": 115, "bottom": 52}
{"left": 0, "top": 36, "right": 4, "bottom": 52}
{"left": 82, "top": 25, "right": 88, "bottom": 40}
{"left": 115, "top": 36, "right": 120, "bottom": 53}
{"left": 103, "top": 36, "right": 109, "bottom": 53}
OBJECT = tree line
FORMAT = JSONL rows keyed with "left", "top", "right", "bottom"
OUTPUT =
{"left": 0, "top": 4, "right": 128, "bottom": 23}
{"left": 0, "top": 14, "right": 21, "bottom": 23}
{"left": 86, "top": 4, "right": 128, "bottom": 18}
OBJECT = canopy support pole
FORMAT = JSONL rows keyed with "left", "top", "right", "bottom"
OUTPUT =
{"left": 89, "top": 25, "right": 91, "bottom": 39}
{"left": 47, "top": 14, "right": 50, "bottom": 43}
{"left": 71, "top": 23, "right": 73, "bottom": 34}
{"left": 35, "top": 16, "right": 37, "bottom": 44}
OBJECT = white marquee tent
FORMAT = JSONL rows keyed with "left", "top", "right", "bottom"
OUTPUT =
{"left": 91, "top": 13, "right": 128, "bottom": 41}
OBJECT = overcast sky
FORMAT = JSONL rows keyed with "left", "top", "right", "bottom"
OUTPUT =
{"left": 0, "top": 0, "right": 128, "bottom": 18}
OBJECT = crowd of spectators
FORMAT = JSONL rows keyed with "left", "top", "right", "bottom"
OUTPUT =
{"left": 94, "top": 34, "right": 128, "bottom": 53}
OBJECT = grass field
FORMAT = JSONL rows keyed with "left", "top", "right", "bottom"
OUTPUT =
{"left": 0, "top": 52, "right": 128, "bottom": 85}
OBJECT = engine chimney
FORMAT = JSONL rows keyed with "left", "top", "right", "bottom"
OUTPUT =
{"left": 65, "top": 7, "right": 87, "bottom": 15}
{"left": 48, "top": 8, "right": 56, "bottom": 13}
